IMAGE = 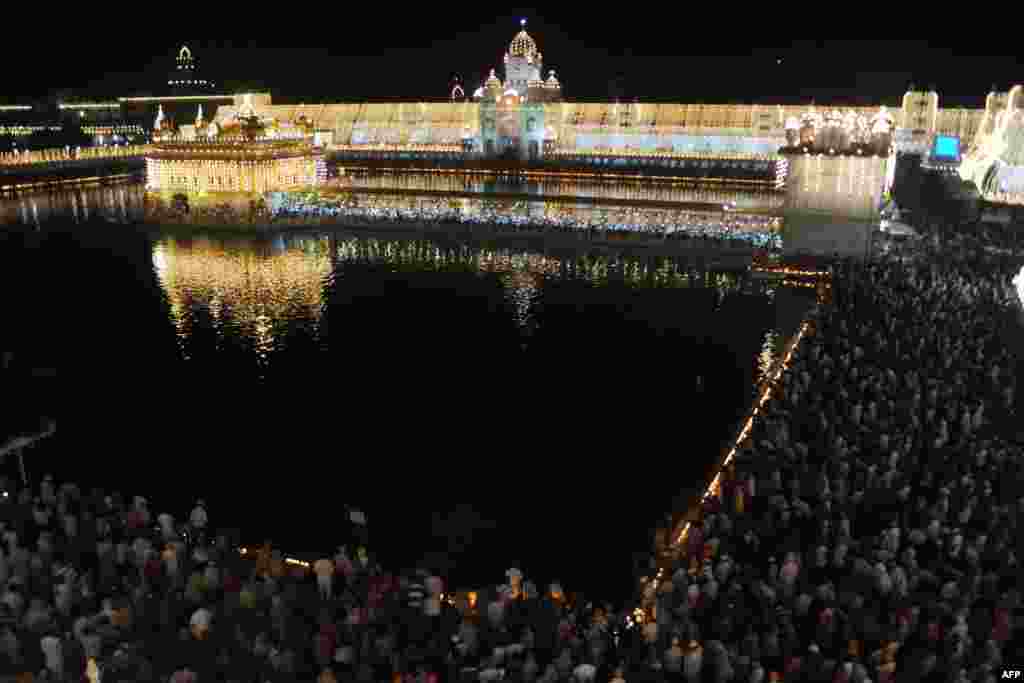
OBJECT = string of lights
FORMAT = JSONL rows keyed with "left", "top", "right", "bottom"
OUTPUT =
{"left": 145, "top": 136, "right": 321, "bottom": 194}
{"left": 632, "top": 274, "right": 828, "bottom": 618}
{"left": 0, "top": 145, "right": 150, "bottom": 166}
{"left": 0, "top": 125, "right": 64, "bottom": 137}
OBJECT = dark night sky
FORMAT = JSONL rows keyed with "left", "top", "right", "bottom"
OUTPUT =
{"left": 3, "top": 20, "right": 1018, "bottom": 106}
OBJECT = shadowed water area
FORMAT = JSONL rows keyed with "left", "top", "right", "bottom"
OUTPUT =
{"left": 3, "top": 180, "right": 814, "bottom": 604}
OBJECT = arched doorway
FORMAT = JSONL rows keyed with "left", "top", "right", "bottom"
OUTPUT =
{"left": 485, "top": 140, "right": 495, "bottom": 158}
{"left": 529, "top": 140, "right": 539, "bottom": 160}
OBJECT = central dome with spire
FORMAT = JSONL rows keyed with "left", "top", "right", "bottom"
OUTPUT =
{"left": 509, "top": 20, "right": 538, "bottom": 59}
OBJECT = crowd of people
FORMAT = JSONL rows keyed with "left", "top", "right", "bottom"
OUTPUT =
{"left": 633, "top": 216, "right": 1022, "bottom": 682}
{"left": 1, "top": 209, "right": 1022, "bottom": 683}
{"left": 266, "top": 195, "right": 785, "bottom": 252}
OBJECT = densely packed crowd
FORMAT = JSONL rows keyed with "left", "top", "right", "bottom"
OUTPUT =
{"left": 267, "top": 196, "right": 784, "bottom": 252}
{"left": 633, "top": 217, "right": 1022, "bottom": 683}
{"left": 1, "top": 213, "right": 1021, "bottom": 683}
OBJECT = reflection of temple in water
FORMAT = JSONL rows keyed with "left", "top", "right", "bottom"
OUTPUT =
{"left": 151, "top": 237, "right": 334, "bottom": 363}
{"left": 143, "top": 231, "right": 782, "bottom": 375}
{"left": 330, "top": 235, "right": 747, "bottom": 290}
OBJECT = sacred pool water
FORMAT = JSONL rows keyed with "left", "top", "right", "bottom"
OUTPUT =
{"left": 2, "top": 178, "right": 814, "bottom": 603}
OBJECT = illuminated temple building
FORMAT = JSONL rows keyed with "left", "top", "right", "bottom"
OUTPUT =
{"left": 145, "top": 96, "right": 325, "bottom": 195}
{"left": 205, "top": 24, "right": 1018, "bottom": 174}
{"left": 2, "top": 34, "right": 1021, "bottom": 201}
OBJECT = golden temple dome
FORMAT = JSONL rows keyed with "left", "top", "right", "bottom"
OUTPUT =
{"left": 485, "top": 68, "right": 502, "bottom": 89}
{"left": 509, "top": 21, "right": 538, "bottom": 59}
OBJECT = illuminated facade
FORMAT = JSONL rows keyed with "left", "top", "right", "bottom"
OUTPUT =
{"left": 145, "top": 144, "right": 319, "bottom": 194}
{"left": 190, "top": 26, "right": 1012, "bottom": 167}
{"left": 145, "top": 101, "right": 323, "bottom": 194}
{"left": 209, "top": 22, "right": 1013, "bottom": 165}
{"left": 1015, "top": 266, "right": 1024, "bottom": 309}
{"left": 959, "top": 85, "right": 1024, "bottom": 204}
{"left": 0, "top": 32, "right": 1019, "bottom": 193}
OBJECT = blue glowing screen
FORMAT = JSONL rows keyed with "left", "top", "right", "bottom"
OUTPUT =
{"left": 933, "top": 135, "right": 960, "bottom": 159}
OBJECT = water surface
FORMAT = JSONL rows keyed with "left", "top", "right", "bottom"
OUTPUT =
{"left": 5, "top": 181, "right": 812, "bottom": 603}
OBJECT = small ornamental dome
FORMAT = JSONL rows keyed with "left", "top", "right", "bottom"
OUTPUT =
{"left": 486, "top": 69, "right": 502, "bottom": 89}
{"left": 545, "top": 70, "right": 560, "bottom": 89}
{"left": 473, "top": 86, "right": 485, "bottom": 99}
{"left": 509, "top": 25, "right": 538, "bottom": 59}
{"left": 872, "top": 108, "right": 895, "bottom": 134}
{"left": 238, "top": 93, "right": 257, "bottom": 119}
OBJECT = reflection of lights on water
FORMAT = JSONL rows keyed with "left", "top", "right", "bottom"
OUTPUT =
{"left": 500, "top": 270, "right": 541, "bottom": 334}
{"left": 254, "top": 314, "right": 274, "bottom": 360}
{"left": 152, "top": 239, "right": 333, "bottom": 365}
{"left": 758, "top": 330, "right": 782, "bottom": 383}
{"left": 152, "top": 243, "right": 168, "bottom": 281}
{"left": 151, "top": 231, "right": 775, "bottom": 382}
{"left": 1, "top": 181, "right": 143, "bottom": 224}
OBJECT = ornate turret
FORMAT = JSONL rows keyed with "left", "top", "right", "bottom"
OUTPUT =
{"left": 235, "top": 97, "right": 265, "bottom": 141}
{"left": 509, "top": 21, "right": 538, "bottom": 59}
{"left": 485, "top": 68, "right": 503, "bottom": 99}
{"left": 239, "top": 93, "right": 256, "bottom": 119}
{"left": 546, "top": 71, "right": 562, "bottom": 103}
{"left": 153, "top": 104, "right": 175, "bottom": 141}
{"left": 871, "top": 105, "right": 894, "bottom": 133}
{"left": 527, "top": 77, "right": 546, "bottom": 103}
{"left": 504, "top": 20, "right": 543, "bottom": 94}
{"left": 176, "top": 46, "right": 194, "bottom": 72}
{"left": 195, "top": 105, "right": 205, "bottom": 128}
